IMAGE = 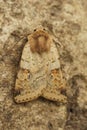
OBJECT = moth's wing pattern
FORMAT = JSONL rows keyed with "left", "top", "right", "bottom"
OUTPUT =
{"left": 42, "top": 43, "right": 67, "bottom": 103}
{"left": 42, "top": 69, "right": 67, "bottom": 103}
{"left": 14, "top": 68, "right": 41, "bottom": 103}
{"left": 14, "top": 42, "right": 47, "bottom": 103}
{"left": 14, "top": 31, "right": 67, "bottom": 103}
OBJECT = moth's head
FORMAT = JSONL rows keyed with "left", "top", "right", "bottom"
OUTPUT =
{"left": 28, "top": 28, "right": 52, "bottom": 54}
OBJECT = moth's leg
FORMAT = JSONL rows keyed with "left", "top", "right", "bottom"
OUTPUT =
{"left": 42, "top": 69, "right": 67, "bottom": 103}
{"left": 14, "top": 68, "right": 41, "bottom": 103}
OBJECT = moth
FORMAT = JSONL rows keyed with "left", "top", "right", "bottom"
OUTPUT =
{"left": 14, "top": 28, "right": 67, "bottom": 103}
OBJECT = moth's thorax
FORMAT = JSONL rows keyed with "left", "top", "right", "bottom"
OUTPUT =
{"left": 38, "top": 36, "right": 46, "bottom": 46}
{"left": 29, "top": 29, "right": 52, "bottom": 54}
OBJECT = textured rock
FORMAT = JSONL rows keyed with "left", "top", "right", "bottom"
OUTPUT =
{"left": 0, "top": 0, "right": 87, "bottom": 130}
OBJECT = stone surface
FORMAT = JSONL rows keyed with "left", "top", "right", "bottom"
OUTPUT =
{"left": 0, "top": 0, "right": 87, "bottom": 130}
